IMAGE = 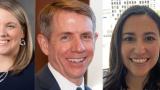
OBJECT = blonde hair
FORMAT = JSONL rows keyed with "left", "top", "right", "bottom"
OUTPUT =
{"left": 0, "top": 0, "right": 33, "bottom": 74}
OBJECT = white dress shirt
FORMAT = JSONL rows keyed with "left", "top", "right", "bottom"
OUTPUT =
{"left": 48, "top": 63, "right": 85, "bottom": 90}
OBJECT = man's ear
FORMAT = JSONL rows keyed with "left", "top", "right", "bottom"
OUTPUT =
{"left": 37, "top": 34, "right": 49, "bottom": 56}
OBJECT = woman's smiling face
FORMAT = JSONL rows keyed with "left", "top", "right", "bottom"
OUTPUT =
{"left": 0, "top": 8, "right": 24, "bottom": 57}
{"left": 121, "top": 15, "right": 160, "bottom": 77}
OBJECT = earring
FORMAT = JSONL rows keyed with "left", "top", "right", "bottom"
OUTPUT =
{"left": 20, "top": 38, "right": 26, "bottom": 46}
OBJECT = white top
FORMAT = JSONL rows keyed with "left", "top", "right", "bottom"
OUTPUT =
{"left": 48, "top": 63, "right": 85, "bottom": 90}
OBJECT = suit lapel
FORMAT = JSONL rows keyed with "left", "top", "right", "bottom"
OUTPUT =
{"left": 37, "top": 65, "right": 60, "bottom": 90}
{"left": 37, "top": 65, "right": 91, "bottom": 90}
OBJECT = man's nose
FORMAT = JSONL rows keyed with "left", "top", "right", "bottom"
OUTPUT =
{"left": 71, "top": 38, "right": 86, "bottom": 53}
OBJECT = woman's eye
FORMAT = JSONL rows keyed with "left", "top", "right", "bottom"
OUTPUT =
{"left": 7, "top": 24, "right": 16, "bottom": 29}
{"left": 123, "top": 36, "right": 135, "bottom": 42}
{"left": 145, "top": 36, "right": 155, "bottom": 41}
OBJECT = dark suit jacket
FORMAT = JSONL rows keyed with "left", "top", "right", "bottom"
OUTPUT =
{"left": 35, "top": 65, "right": 91, "bottom": 90}
{"left": 0, "top": 59, "right": 34, "bottom": 90}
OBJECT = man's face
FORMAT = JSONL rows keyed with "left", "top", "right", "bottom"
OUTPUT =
{"left": 40, "top": 10, "right": 97, "bottom": 84}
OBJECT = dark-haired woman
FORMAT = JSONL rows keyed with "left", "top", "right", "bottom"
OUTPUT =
{"left": 104, "top": 5, "right": 160, "bottom": 90}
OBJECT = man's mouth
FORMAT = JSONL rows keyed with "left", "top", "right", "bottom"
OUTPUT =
{"left": 67, "top": 57, "right": 86, "bottom": 63}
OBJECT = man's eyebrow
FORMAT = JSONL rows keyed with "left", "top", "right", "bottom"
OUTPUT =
{"left": 81, "top": 31, "right": 93, "bottom": 35}
{"left": 60, "top": 32, "right": 72, "bottom": 35}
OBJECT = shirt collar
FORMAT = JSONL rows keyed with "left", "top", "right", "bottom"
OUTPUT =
{"left": 48, "top": 63, "right": 85, "bottom": 90}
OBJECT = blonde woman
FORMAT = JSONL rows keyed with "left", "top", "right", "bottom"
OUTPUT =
{"left": 0, "top": 0, "right": 34, "bottom": 90}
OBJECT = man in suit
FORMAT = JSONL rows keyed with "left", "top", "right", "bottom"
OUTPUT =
{"left": 35, "top": 0, "right": 98, "bottom": 90}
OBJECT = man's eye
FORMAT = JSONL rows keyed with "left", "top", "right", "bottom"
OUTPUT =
{"left": 60, "top": 35, "right": 70, "bottom": 41}
{"left": 82, "top": 35, "right": 92, "bottom": 40}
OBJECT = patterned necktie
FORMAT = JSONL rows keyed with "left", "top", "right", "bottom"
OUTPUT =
{"left": 76, "top": 87, "right": 82, "bottom": 90}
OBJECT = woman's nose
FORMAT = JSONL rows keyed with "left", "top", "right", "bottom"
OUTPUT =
{"left": 0, "top": 26, "right": 7, "bottom": 37}
{"left": 133, "top": 41, "right": 147, "bottom": 55}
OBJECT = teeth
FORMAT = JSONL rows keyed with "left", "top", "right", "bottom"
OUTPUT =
{"left": 0, "top": 40, "right": 8, "bottom": 45}
{"left": 68, "top": 58, "right": 84, "bottom": 63}
{"left": 131, "top": 58, "right": 148, "bottom": 64}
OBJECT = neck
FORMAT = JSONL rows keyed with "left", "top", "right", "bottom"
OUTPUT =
{"left": 126, "top": 73, "right": 148, "bottom": 90}
{"left": 70, "top": 77, "right": 83, "bottom": 86}
{"left": 51, "top": 63, "right": 83, "bottom": 86}
{"left": 0, "top": 55, "right": 15, "bottom": 72}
